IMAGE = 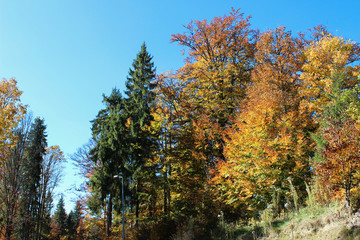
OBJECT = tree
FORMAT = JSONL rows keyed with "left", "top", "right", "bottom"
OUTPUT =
{"left": 38, "top": 145, "right": 65, "bottom": 239}
{"left": 18, "top": 117, "right": 48, "bottom": 240}
{"left": 214, "top": 27, "right": 313, "bottom": 216}
{"left": 52, "top": 195, "right": 67, "bottom": 238}
{"left": 149, "top": 9, "right": 259, "bottom": 228}
{"left": 123, "top": 42, "right": 157, "bottom": 225}
{"left": 16, "top": 117, "right": 64, "bottom": 240}
{"left": 300, "top": 34, "right": 360, "bottom": 118}
{"left": 149, "top": 74, "right": 186, "bottom": 218}
{"left": 171, "top": 8, "right": 257, "bottom": 163}
{"left": 0, "top": 114, "right": 32, "bottom": 239}
{"left": 0, "top": 113, "right": 64, "bottom": 239}
{"left": 313, "top": 72, "right": 360, "bottom": 208}
{"left": 0, "top": 78, "right": 26, "bottom": 165}
{"left": 66, "top": 200, "right": 83, "bottom": 239}
{"left": 90, "top": 88, "right": 128, "bottom": 236}
{"left": 72, "top": 139, "right": 96, "bottom": 181}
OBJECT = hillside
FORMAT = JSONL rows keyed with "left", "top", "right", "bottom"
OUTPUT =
{"left": 210, "top": 202, "right": 360, "bottom": 240}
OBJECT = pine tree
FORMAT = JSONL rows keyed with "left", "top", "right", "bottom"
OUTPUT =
{"left": 66, "top": 202, "right": 81, "bottom": 238}
{"left": 53, "top": 195, "right": 67, "bottom": 237}
{"left": 88, "top": 43, "right": 157, "bottom": 235}
{"left": 90, "top": 89, "right": 129, "bottom": 236}
{"left": 124, "top": 42, "right": 157, "bottom": 224}
{"left": 18, "top": 117, "right": 47, "bottom": 240}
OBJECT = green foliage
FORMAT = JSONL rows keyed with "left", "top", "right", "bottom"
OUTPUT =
{"left": 80, "top": 9, "right": 360, "bottom": 240}
{"left": 23, "top": 117, "right": 47, "bottom": 196}
{"left": 54, "top": 195, "right": 67, "bottom": 236}
{"left": 122, "top": 42, "right": 158, "bottom": 224}
{"left": 18, "top": 117, "right": 48, "bottom": 240}
{"left": 88, "top": 43, "right": 158, "bottom": 237}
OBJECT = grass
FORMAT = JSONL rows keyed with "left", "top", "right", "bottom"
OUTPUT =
{"left": 206, "top": 200, "right": 360, "bottom": 240}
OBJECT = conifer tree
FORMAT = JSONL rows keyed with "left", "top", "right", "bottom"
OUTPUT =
{"left": 124, "top": 42, "right": 157, "bottom": 224}
{"left": 90, "top": 89, "right": 129, "bottom": 236}
{"left": 66, "top": 202, "right": 82, "bottom": 238}
{"left": 18, "top": 117, "right": 47, "bottom": 240}
{"left": 89, "top": 43, "right": 157, "bottom": 235}
{"left": 53, "top": 195, "right": 67, "bottom": 237}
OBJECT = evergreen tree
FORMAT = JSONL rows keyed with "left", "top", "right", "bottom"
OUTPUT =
{"left": 88, "top": 43, "right": 157, "bottom": 236}
{"left": 66, "top": 203, "right": 81, "bottom": 238}
{"left": 53, "top": 195, "right": 67, "bottom": 237}
{"left": 18, "top": 117, "right": 47, "bottom": 240}
{"left": 124, "top": 42, "right": 157, "bottom": 224}
{"left": 90, "top": 89, "right": 129, "bottom": 236}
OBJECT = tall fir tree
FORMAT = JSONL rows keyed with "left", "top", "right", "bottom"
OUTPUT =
{"left": 90, "top": 88, "right": 129, "bottom": 236}
{"left": 124, "top": 42, "right": 157, "bottom": 224}
{"left": 66, "top": 201, "right": 82, "bottom": 238}
{"left": 53, "top": 195, "right": 67, "bottom": 238}
{"left": 18, "top": 117, "right": 47, "bottom": 240}
{"left": 88, "top": 43, "right": 157, "bottom": 235}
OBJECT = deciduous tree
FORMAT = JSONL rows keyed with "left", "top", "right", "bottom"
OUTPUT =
{"left": 171, "top": 8, "right": 257, "bottom": 163}
{"left": 300, "top": 34, "right": 360, "bottom": 118}
{"left": 0, "top": 114, "right": 32, "bottom": 239}
{"left": 0, "top": 78, "right": 26, "bottom": 165}
{"left": 215, "top": 27, "right": 313, "bottom": 215}
{"left": 313, "top": 73, "right": 360, "bottom": 208}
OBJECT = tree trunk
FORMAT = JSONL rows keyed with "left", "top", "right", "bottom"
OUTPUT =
{"left": 4, "top": 215, "right": 13, "bottom": 240}
{"left": 106, "top": 194, "right": 113, "bottom": 236}
{"left": 135, "top": 184, "right": 139, "bottom": 227}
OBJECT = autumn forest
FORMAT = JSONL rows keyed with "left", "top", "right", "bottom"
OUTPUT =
{"left": 1, "top": 8, "right": 360, "bottom": 240}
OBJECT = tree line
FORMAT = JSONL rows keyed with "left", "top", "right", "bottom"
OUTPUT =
{"left": 1, "top": 8, "right": 360, "bottom": 240}
{"left": 0, "top": 81, "right": 84, "bottom": 239}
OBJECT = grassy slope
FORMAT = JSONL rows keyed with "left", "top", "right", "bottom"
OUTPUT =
{"left": 212, "top": 202, "right": 360, "bottom": 240}
{"left": 263, "top": 202, "right": 360, "bottom": 240}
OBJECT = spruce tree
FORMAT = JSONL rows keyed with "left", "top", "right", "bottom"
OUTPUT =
{"left": 54, "top": 195, "right": 67, "bottom": 237}
{"left": 89, "top": 43, "right": 157, "bottom": 234}
{"left": 124, "top": 42, "right": 157, "bottom": 223}
{"left": 66, "top": 202, "right": 81, "bottom": 238}
{"left": 18, "top": 117, "right": 47, "bottom": 240}
{"left": 90, "top": 89, "right": 129, "bottom": 236}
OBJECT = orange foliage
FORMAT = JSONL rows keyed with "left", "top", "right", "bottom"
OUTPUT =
{"left": 171, "top": 8, "right": 258, "bottom": 162}
{"left": 214, "top": 27, "right": 313, "bottom": 212}
{"left": 314, "top": 81, "right": 360, "bottom": 206}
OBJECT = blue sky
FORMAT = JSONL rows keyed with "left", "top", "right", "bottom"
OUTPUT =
{"left": 1, "top": 0, "right": 359, "bottom": 212}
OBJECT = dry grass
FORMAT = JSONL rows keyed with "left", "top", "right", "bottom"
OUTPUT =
{"left": 262, "top": 202, "right": 360, "bottom": 240}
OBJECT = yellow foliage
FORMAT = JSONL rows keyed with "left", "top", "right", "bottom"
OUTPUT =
{"left": 0, "top": 78, "right": 26, "bottom": 165}
{"left": 213, "top": 28, "right": 313, "bottom": 213}
{"left": 300, "top": 35, "right": 360, "bottom": 117}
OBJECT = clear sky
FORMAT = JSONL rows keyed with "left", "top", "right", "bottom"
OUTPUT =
{"left": 1, "top": 0, "right": 359, "bottom": 212}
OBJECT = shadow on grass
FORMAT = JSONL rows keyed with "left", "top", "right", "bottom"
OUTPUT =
{"left": 271, "top": 219, "right": 289, "bottom": 230}
{"left": 211, "top": 224, "right": 264, "bottom": 240}
{"left": 339, "top": 226, "right": 360, "bottom": 240}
